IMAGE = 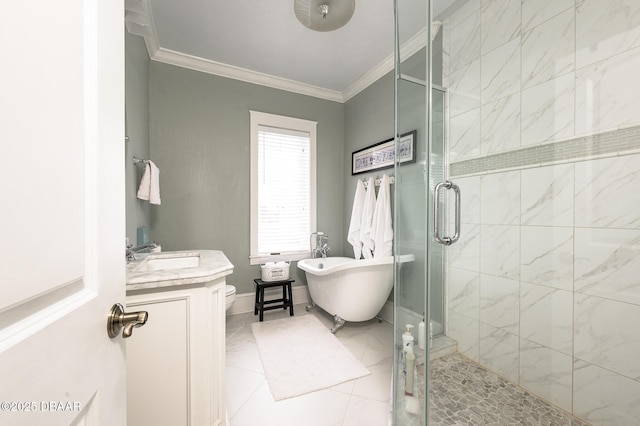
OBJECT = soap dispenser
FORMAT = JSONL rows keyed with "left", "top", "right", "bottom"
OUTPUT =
{"left": 402, "top": 324, "right": 415, "bottom": 356}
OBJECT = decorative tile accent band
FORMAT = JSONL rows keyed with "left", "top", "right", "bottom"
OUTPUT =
{"left": 450, "top": 125, "right": 640, "bottom": 177}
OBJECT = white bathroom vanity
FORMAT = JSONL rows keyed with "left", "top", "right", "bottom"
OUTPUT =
{"left": 125, "top": 250, "right": 234, "bottom": 426}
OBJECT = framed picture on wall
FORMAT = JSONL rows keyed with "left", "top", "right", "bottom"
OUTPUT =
{"left": 351, "top": 130, "right": 416, "bottom": 175}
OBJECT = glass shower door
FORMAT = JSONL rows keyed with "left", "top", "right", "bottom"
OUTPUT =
{"left": 431, "top": 1, "right": 640, "bottom": 424}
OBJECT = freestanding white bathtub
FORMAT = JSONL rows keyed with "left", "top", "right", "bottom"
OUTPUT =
{"left": 298, "top": 256, "right": 412, "bottom": 333}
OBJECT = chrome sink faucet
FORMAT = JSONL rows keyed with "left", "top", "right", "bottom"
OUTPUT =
{"left": 126, "top": 242, "right": 160, "bottom": 263}
{"left": 310, "top": 232, "right": 330, "bottom": 258}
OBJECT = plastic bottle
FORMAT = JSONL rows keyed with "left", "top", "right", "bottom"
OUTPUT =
{"left": 418, "top": 314, "right": 426, "bottom": 350}
{"left": 402, "top": 324, "right": 414, "bottom": 356}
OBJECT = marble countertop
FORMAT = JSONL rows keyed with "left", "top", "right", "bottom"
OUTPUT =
{"left": 126, "top": 249, "right": 234, "bottom": 292}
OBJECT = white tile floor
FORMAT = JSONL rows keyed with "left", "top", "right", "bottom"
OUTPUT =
{"left": 225, "top": 304, "right": 393, "bottom": 426}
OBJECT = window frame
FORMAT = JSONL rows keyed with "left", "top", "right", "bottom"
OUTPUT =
{"left": 249, "top": 110, "right": 317, "bottom": 265}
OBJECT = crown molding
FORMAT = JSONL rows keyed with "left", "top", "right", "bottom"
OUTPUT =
{"left": 124, "top": 0, "right": 160, "bottom": 63}
{"left": 340, "top": 27, "right": 428, "bottom": 102}
{"left": 131, "top": 0, "right": 428, "bottom": 104}
{"left": 143, "top": 32, "right": 159, "bottom": 60}
{"left": 341, "top": 54, "right": 395, "bottom": 102}
{"left": 147, "top": 46, "right": 344, "bottom": 103}
{"left": 135, "top": 0, "right": 344, "bottom": 104}
{"left": 400, "top": 26, "right": 429, "bottom": 68}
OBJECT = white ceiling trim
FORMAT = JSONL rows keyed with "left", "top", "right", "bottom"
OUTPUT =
{"left": 125, "top": 0, "right": 159, "bottom": 60}
{"left": 143, "top": 27, "right": 427, "bottom": 104}
{"left": 148, "top": 46, "right": 344, "bottom": 103}
{"left": 143, "top": 31, "right": 159, "bottom": 59}
{"left": 342, "top": 27, "right": 428, "bottom": 102}
{"left": 342, "top": 53, "right": 395, "bottom": 102}
{"left": 132, "top": 0, "right": 428, "bottom": 104}
{"left": 133, "top": 0, "right": 344, "bottom": 104}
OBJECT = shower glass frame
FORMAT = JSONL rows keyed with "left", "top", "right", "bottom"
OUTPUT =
{"left": 392, "top": 0, "right": 434, "bottom": 424}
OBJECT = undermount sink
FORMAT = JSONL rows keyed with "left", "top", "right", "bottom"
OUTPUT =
{"left": 135, "top": 252, "right": 201, "bottom": 272}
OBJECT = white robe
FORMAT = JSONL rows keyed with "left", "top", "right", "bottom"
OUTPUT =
{"left": 371, "top": 174, "right": 393, "bottom": 258}
{"left": 360, "top": 177, "right": 376, "bottom": 259}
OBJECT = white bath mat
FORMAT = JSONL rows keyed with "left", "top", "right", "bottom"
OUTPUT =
{"left": 251, "top": 314, "right": 370, "bottom": 401}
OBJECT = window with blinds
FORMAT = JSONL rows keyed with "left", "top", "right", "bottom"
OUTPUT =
{"left": 250, "top": 111, "right": 317, "bottom": 264}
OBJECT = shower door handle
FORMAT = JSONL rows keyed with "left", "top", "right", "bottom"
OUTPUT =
{"left": 434, "top": 180, "right": 460, "bottom": 245}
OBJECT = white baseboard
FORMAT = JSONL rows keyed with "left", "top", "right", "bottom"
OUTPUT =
{"left": 228, "top": 285, "right": 310, "bottom": 315}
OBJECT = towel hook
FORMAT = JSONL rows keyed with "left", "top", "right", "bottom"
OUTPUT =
{"left": 362, "top": 175, "right": 395, "bottom": 188}
{"left": 133, "top": 156, "right": 149, "bottom": 165}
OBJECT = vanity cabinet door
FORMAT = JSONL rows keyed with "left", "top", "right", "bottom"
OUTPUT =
{"left": 125, "top": 280, "right": 226, "bottom": 426}
{"left": 126, "top": 297, "right": 189, "bottom": 426}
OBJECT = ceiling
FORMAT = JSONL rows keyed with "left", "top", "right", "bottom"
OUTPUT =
{"left": 125, "top": 0, "right": 458, "bottom": 102}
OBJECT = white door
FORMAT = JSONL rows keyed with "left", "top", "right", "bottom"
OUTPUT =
{"left": 0, "top": 1, "right": 126, "bottom": 425}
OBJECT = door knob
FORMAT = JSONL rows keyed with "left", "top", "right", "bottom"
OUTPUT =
{"left": 107, "top": 303, "right": 148, "bottom": 338}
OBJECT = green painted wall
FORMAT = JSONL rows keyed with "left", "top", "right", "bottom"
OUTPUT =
{"left": 148, "top": 62, "right": 345, "bottom": 293}
{"left": 343, "top": 72, "right": 395, "bottom": 256}
{"left": 125, "top": 32, "right": 151, "bottom": 246}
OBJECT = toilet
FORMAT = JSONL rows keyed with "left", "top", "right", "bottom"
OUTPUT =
{"left": 225, "top": 285, "right": 236, "bottom": 311}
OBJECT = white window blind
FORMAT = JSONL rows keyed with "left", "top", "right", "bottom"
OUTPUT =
{"left": 250, "top": 111, "right": 317, "bottom": 264}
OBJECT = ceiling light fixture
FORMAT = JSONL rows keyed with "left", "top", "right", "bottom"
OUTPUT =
{"left": 294, "top": 0, "right": 356, "bottom": 32}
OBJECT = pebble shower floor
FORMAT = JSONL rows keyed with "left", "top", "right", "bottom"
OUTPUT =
{"left": 397, "top": 352, "right": 591, "bottom": 425}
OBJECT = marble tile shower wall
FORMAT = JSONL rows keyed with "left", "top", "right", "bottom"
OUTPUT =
{"left": 441, "top": 1, "right": 640, "bottom": 425}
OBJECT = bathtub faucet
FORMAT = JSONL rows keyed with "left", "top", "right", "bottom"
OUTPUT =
{"left": 310, "top": 232, "right": 330, "bottom": 258}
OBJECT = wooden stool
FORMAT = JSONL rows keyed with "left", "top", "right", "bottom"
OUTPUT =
{"left": 253, "top": 278, "right": 295, "bottom": 321}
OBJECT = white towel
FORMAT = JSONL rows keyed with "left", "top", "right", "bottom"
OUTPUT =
{"left": 371, "top": 174, "right": 393, "bottom": 258}
{"left": 136, "top": 161, "right": 161, "bottom": 205}
{"left": 360, "top": 177, "right": 376, "bottom": 259}
{"left": 347, "top": 179, "right": 366, "bottom": 259}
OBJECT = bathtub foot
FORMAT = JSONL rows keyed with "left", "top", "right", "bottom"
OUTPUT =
{"left": 305, "top": 303, "right": 315, "bottom": 312}
{"left": 331, "top": 315, "right": 346, "bottom": 334}
{"left": 376, "top": 316, "right": 383, "bottom": 323}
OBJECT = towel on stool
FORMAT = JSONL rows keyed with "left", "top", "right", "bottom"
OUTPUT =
{"left": 136, "top": 161, "right": 161, "bottom": 205}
